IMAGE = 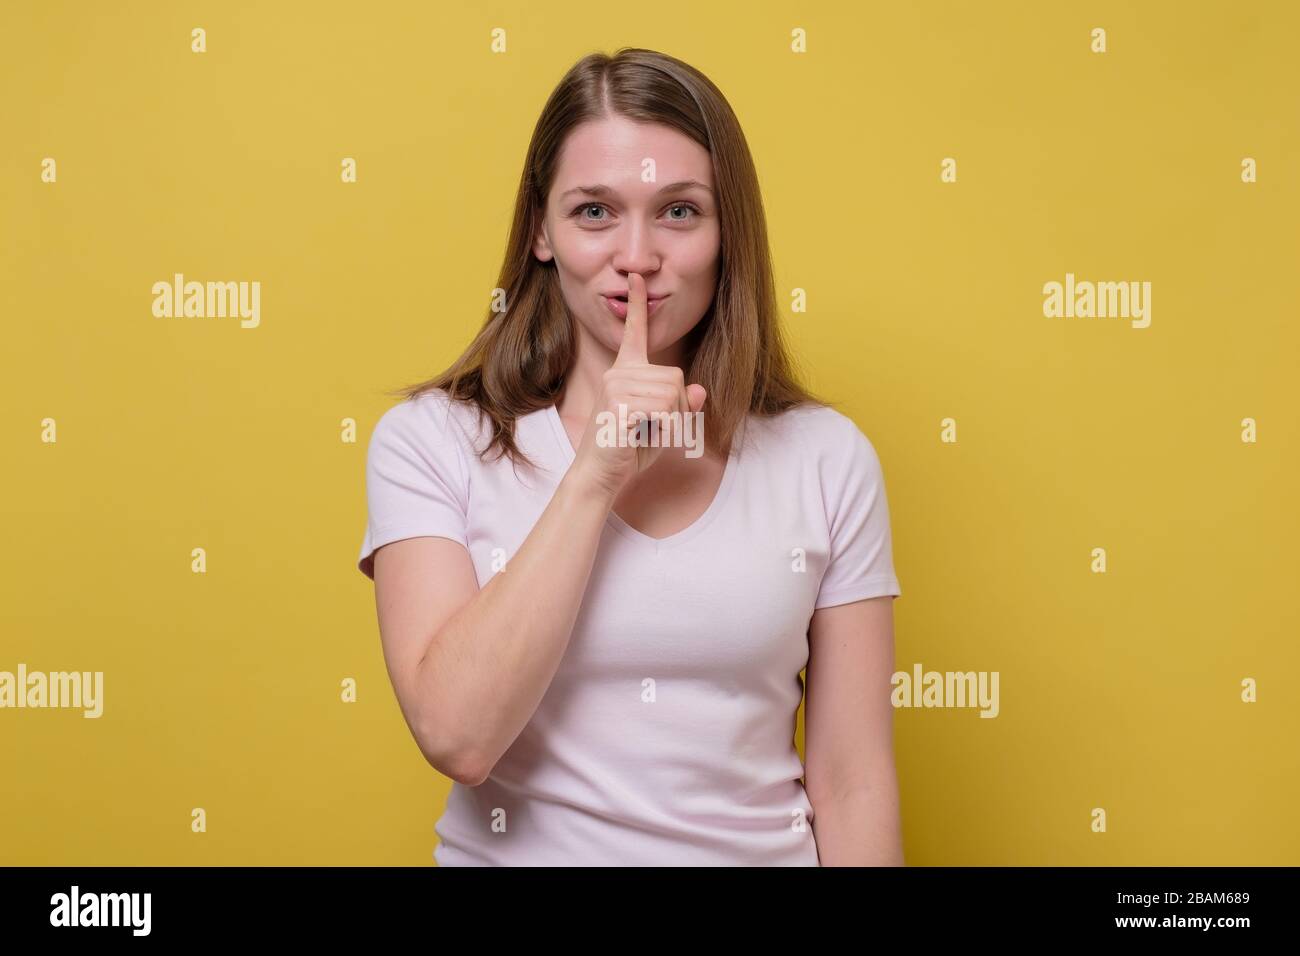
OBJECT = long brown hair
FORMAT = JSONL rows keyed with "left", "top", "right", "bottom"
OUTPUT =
{"left": 387, "top": 47, "right": 825, "bottom": 469}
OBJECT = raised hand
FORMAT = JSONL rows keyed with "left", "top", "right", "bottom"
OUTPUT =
{"left": 570, "top": 272, "right": 708, "bottom": 498}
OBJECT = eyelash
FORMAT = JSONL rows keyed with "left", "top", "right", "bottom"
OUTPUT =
{"left": 570, "top": 202, "right": 702, "bottom": 225}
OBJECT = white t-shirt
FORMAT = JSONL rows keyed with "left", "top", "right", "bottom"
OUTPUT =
{"left": 357, "top": 388, "right": 902, "bottom": 865}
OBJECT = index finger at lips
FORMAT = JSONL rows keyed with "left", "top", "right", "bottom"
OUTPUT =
{"left": 613, "top": 272, "right": 649, "bottom": 367}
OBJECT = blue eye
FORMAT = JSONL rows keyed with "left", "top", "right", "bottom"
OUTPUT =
{"left": 569, "top": 202, "right": 702, "bottom": 225}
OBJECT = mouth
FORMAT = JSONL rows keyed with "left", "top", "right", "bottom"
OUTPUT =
{"left": 602, "top": 293, "right": 669, "bottom": 319}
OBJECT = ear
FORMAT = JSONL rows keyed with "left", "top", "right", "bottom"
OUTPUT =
{"left": 532, "top": 218, "right": 554, "bottom": 263}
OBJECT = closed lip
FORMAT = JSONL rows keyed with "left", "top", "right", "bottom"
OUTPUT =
{"left": 602, "top": 291, "right": 669, "bottom": 301}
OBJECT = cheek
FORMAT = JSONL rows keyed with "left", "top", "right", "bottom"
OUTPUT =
{"left": 550, "top": 234, "right": 603, "bottom": 279}
{"left": 676, "top": 230, "right": 721, "bottom": 281}
{"left": 560, "top": 229, "right": 612, "bottom": 265}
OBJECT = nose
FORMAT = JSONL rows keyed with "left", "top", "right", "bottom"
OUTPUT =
{"left": 610, "top": 216, "right": 659, "bottom": 278}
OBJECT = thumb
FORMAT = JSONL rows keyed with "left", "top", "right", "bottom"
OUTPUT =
{"left": 686, "top": 384, "right": 707, "bottom": 414}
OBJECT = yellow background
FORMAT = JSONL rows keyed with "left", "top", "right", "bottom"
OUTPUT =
{"left": 2, "top": 0, "right": 1296, "bottom": 865}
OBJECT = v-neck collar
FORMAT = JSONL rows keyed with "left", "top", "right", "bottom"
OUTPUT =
{"left": 543, "top": 403, "right": 740, "bottom": 552}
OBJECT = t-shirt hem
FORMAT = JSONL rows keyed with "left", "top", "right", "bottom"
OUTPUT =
{"left": 813, "top": 575, "right": 901, "bottom": 610}
{"left": 358, "top": 522, "right": 470, "bottom": 579}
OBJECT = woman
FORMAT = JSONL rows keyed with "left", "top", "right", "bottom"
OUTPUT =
{"left": 357, "top": 48, "right": 904, "bottom": 866}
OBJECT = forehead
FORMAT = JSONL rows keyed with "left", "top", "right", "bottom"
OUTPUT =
{"left": 554, "top": 115, "right": 713, "bottom": 192}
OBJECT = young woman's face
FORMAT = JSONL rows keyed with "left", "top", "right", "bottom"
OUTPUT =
{"left": 533, "top": 115, "right": 721, "bottom": 360}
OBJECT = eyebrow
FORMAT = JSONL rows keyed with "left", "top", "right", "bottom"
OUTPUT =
{"left": 559, "top": 179, "right": 714, "bottom": 201}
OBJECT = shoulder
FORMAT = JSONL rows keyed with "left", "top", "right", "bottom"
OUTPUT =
{"left": 366, "top": 389, "right": 490, "bottom": 481}
{"left": 748, "top": 402, "right": 883, "bottom": 473}
{"left": 370, "top": 388, "right": 483, "bottom": 450}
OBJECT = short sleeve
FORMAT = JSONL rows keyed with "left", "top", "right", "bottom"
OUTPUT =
{"left": 812, "top": 415, "right": 902, "bottom": 609}
{"left": 357, "top": 395, "right": 470, "bottom": 581}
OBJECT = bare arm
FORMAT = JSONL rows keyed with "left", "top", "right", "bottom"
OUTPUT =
{"left": 803, "top": 595, "right": 905, "bottom": 865}
{"left": 373, "top": 467, "right": 614, "bottom": 785}
{"left": 370, "top": 272, "right": 707, "bottom": 786}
